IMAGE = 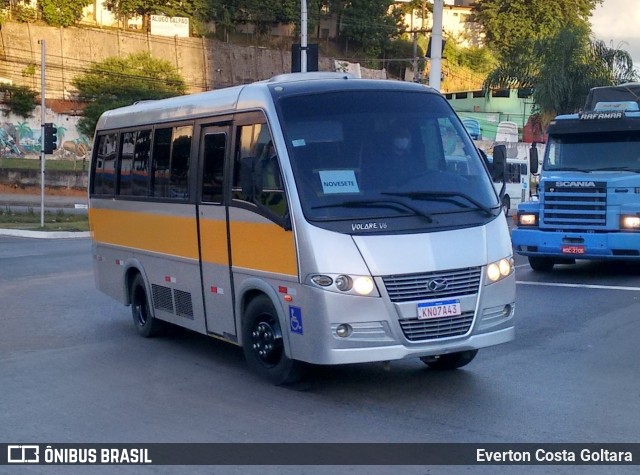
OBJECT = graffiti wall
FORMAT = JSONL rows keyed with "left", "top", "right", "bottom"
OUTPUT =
{"left": 0, "top": 106, "right": 90, "bottom": 160}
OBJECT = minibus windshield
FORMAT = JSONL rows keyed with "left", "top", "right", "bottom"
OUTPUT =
{"left": 278, "top": 89, "right": 499, "bottom": 232}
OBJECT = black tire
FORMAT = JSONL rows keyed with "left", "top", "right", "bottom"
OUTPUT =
{"left": 130, "top": 274, "right": 167, "bottom": 338}
{"left": 241, "top": 295, "right": 305, "bottom": 385}
{"left": 528, "top": 256, "right": 554, "bottom": 272}
{"left": 501, "top": 196, "right": 510, "bottom": 217}
{"left": 420, "top": 349, "right": 478, "bottom": 370}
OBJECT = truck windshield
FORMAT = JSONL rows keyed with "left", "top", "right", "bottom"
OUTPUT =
{"left": 544, "top": 130, "right": 640, "bottom": 172}
{"left": 277, "top": 90, "right": 499, "bottom": 232}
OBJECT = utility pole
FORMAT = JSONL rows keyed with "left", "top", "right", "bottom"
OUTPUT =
{"left": 429, "top": 0, "right": 444, "bottom": 91}
{"left": 40, "top": 40, "right": 46, "bottom": 228}
{"left": 300, "top": 0, "right": 308, "bottom": 72}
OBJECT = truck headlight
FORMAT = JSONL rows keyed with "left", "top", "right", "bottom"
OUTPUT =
{"left": 621, "top": 215, "right": 640, "bottom": 230}
{"left": 515, "top": 213, "right": 537, "bottom": 226}
{"left": 485, "top": 257, "right": 514, "bottom": 284}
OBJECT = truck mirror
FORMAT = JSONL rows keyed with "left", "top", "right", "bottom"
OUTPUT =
{"left": 492, "top": 144, "right": 506, "bottom": 181}
{"left": 529, "top": 145, "right": 539, "bottom": 174}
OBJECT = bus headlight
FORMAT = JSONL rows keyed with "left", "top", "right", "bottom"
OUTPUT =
{"left": 621, "top": 215, "right": 640, "bottom": 230}
{"left": 353, "top": 276, "right": 375, "bottom": 295}
{"left": 485, "top": 257, "right": 514, "bottom": 284}
{"left": 308, "top": 274, "right": 379, "bottom": 297}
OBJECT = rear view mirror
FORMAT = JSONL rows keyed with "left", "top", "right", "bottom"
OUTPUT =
{"left": 492, "top": 144, "right": 506, "bottom": 182}
{"left": 529, "top": 145, "right": 539, "bottom": 174}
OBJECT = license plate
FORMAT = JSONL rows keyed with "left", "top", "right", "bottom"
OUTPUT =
{"left": 417, "top": 299, "right": 461, "bottom": 320}
{"left": 561, "top": 245, "right": 585, "bottom": 254}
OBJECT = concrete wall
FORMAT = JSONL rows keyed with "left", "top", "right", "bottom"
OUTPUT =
{"left": 0, "top": 168, "right": 87, "bottom": 189}
{"left": 0, "top": 21, "right": 337, "bottom": 99}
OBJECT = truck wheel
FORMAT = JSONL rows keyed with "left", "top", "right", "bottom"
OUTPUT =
{"left": 501, "top": 196, "right": 510, "bottom": 217}
{"left": 528, "top": 256, "right": 554, "bottom": 272}
{"left": 420, "top": 350, "right": 478, "bottom": 370}
{"left": 130, "top": 274, "right": 167, "bottom": 337}
{"left": 242, "top": 295, "right": 305, "bottom": 385}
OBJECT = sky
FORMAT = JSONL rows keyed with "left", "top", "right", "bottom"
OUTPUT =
{"left": 590, "top": 0, "right": 640, "bottom": 70}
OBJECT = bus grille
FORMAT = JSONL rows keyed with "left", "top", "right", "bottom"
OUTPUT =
{"left": 382, "top": 267, "right": 481, "bottom": 303}
{"left": 399, "top": 311, "right": 474, "bottom": 341}
{"left": 542, "top": 181, "right": 607, "bottom": 228}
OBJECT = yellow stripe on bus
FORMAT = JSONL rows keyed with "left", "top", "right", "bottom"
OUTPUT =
{"left": 89, "top": 208, "right": 199, "bottom": 259}
{"left": 229, "top": 221, "right": 298, "bottom": 277}
{"left": 90, "top": 208, "right": 298, "bottom": 276}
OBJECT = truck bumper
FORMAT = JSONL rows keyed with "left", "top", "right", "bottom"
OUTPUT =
{"left": 512, "top": 228, "right": 640, "bottom": 259}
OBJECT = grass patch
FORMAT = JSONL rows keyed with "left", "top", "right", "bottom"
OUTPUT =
{"left": 0, "top": 206, "right": 89, "bottom": 232}
{"left": 0, "top": 157, "right": 87, "bottom": 172}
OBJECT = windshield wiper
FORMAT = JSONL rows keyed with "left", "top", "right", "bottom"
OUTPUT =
{"left": 590, "top": 166, "right": 640, "bottom": 173}
{"left": 381, "top": 191, "right": 498, "bottom": 216}
{"left": 549, "top": 167, "right": 591, "bottom": 172}
{"left": 311, "top": 199, "right": 433, "bottom": 223}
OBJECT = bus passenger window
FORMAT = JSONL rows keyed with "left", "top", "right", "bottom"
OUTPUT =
{"left": 233, "top": 124, "right": 288, "bottom": 220}
{"left": 131, "top": 130, "right": 151, "bottom": 196}
{"left": 152, "top": 128, "right": 172, "bottom": 198}
{"left": 202, "top": 132, "right": 226, "bottom": 203}
{"left": 169, "top": 126, "right": 192, "bottom": 199}
{"left": 92, "top": 133, "right": 118, "bottom": 196}
{"left": 118, "top": 131, "right": 136, "bottom": 196}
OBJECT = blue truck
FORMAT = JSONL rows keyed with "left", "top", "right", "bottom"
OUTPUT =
{"left": 512, "top": 83, "right": 640, "bottom": 271}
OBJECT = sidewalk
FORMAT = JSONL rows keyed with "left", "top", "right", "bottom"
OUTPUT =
{"left": 0, "top": 192, "right": 90, "bottom": 239}
{"left": 0, "top": 192, "right": 87, "bottom": 209}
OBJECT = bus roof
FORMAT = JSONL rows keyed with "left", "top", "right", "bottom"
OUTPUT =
{"left": 94, "top": 73, "right": 439, "bottom": 132}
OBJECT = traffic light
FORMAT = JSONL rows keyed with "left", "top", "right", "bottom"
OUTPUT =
{"left": 43, "top": 122, "right": 57, "bottom": 154}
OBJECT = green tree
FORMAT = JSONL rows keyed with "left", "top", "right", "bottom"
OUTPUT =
{"left": 484, "top": 25, "right": 637, "bottom": 121}
{"left": 105, "top": 0, "right": 210, "bottom": 31}
{"left": 72, "top": 52, "right": 186, "bottom": 136}
{"left": 340, "top": 0, "right": 404, "bottom": 57}
{"left": 40, "top": 0, "right": 92, "bottom": 27}
{"left": 2, "top": 85, "right": 37, "bottom": 118}
{"left": 472, "top": 0, "right": 602, "bottom": 60}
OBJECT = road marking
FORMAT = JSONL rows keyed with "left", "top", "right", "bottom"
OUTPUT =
{"left": 516, "top": 281, "right": 640, "bottom": 291}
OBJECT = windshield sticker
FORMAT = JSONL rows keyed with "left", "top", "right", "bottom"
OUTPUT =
{"left": 292, "top": 139, "right": 306, "bottom": 147}
{"left": 319, "top": 170, "right": 359, "bottom": 194}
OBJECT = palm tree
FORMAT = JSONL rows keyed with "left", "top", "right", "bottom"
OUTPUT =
{"left": 484, "top": 25, "right": 638, "bottom": 124}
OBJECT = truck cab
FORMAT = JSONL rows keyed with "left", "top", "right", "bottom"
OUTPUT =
{"left": 512, "top": 91, "right": 640, "bottom": 271}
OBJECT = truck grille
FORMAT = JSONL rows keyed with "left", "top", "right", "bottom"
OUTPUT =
{"left": 541, "top": 181, "right": 607, "bottom": 228}
{"left": 382, "top": 267, "right": 481, "bottom": 303}
{"left": 399, "top": 311, "right": 474, "bottom": 341}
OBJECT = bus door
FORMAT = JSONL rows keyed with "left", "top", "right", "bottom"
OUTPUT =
{"left": 198, "top": 125, "right": 237, "bottom": 339}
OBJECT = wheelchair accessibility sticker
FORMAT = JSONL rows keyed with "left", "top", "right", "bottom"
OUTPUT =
{"left": 289, "top": 306, "right": 303, "bottom": 335}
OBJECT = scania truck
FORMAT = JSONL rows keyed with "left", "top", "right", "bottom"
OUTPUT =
{"left": 512, "top": 83, "right": 640, "bottom": 271}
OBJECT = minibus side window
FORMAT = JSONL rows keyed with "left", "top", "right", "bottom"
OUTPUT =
{"left": 118, "top": 131, "right": 136, "bottom": 196}
{"left": 202, "top": 132, "right": 226, "bottom": 203}
{"left": 92, "top": 132, "right": 118, "bottom": 196}
{"left": 232, "top": 123, "right": 288, "bottom": 222}
{"left": 170, "top": 126, "right": 192, "bottom": 199}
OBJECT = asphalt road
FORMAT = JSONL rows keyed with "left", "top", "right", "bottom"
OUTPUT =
{"left": 1, "top": 236, "right": 639, "bottom": 475}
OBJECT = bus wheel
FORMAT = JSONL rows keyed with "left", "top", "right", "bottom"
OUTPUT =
{"left": 528, "top": 256, "right": 554, "bottom": 272}
{"left": 420, "top": 350, "right": 478, "bottom": 370}
{"left": 130, "top": 274, "right": 167, "bottom": 338}
{"left": 242, "top": 295, "right": 305, "bottom": 385}
{"left": 501, "top": 196, "right": 510, "bottom": 216}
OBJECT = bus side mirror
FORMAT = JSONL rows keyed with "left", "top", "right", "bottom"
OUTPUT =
{"left": 492, "top": 144, "right": 506, "bottom": 182}
{"left": 529, "top": 146, "right": 539, "bottom": 174}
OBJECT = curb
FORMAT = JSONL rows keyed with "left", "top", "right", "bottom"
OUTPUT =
{"left": 0, "top": 228, "right": 90, "bottom": 239}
